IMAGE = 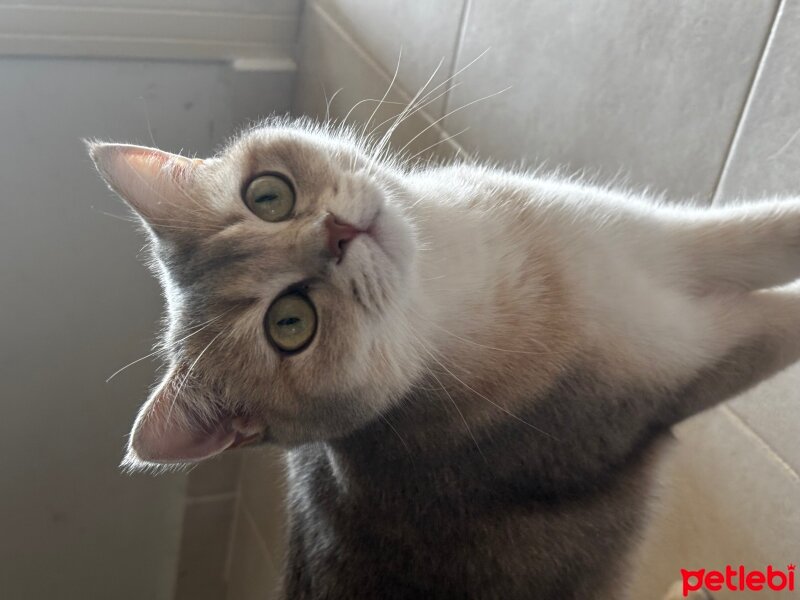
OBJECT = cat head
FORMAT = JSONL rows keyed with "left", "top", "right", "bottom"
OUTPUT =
{"left": 89, "top": 120, "right": 425, "bottom": 468}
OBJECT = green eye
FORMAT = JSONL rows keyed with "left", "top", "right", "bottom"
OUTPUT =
{"left": 244, "top": 174, "right": 295, "bottom": 222}
{"left": 266, "top": 293, "right": 317, "bottom": 352}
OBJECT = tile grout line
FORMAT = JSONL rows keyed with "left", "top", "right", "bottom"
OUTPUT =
{"left": 311, "top": 1, "right": 407, "bottom": 97}
{"left": 721, "top": 405, "right": 800, "bottom": 484}
{"left": 222, "top": 455, "right": 247, "bottom": 589}
{"left": 440, "top": 0, "right": 472, "bottom": 121}
{"left": 184, "top": 491, "right": 237, "bottom": 505}
{"left": 241, "top": 500, "right": 280, "bottom": 573}
{"left": 309, "top": 0, "right": 457, "bottom": 153}
{"left": 709, "top": 0, "right": 785, "bottom": 205}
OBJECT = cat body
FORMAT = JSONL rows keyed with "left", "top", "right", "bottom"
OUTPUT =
{"left": 89, "top": 120, "right": 800, "bottom": 599}
{"left": 282, "top": 166, "right": 799, "bottom": 599}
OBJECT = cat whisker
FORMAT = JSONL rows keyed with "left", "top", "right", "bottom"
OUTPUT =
{"left": 397, "top": 313, "right": 555, "bottom": 441}
{"left": 106, "top": 311, "right": 229, "bottom": 383}
{"left": 167, "top": 329, "right": 226, "bottom": 425}
{"left": 91, "top": 209, "right": 141, "bottom": 224}
{"left": 430, "top": 348, "right": 556, "bottom": 440}
{"left": 411, "top": 309, "right": 557, "bottom": 356}
{"left": 368, "top": 48, "right": 491, "bottom": 164}
{"left": 365, "top": 82, "right": 461, "bottom": 146}
{"left": 139, "top": 95, "right": 157, "bottom": 148}
{"left": 323, "top": 85, "right": 344, "bottom": 122}
{"left": 340, "top": 98, "right": 410, "bottom": 129}
{"left": 360, "top": 47, "right": 403, "bottom": 141}
{"left": 366, "top": 56, "right": 446, "bottom": 174}
{"left": 401, "top": 126, "right": 470, "bottom": 168}
{"left": 396, "top": 86, "right": 512, "bottom": 158}
{"left": 95, "top": 208, "right": 224, "bottom": 233}
{"left": 423, "top": 361, "right": 487, "bottom": 464}
{"left": 378, "top": 412, "right": 412, "bottom": 456}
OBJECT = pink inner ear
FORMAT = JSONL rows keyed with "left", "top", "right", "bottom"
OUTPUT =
{"left": 89, "top": 142, "right": 200, "bottom": 225}
{"left": 128, "top": 390, "right": 236, "bottom": 464}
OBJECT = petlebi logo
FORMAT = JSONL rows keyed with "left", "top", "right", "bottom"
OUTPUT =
{"left": 681, "top": 564, "right": 795, "bottom": 596}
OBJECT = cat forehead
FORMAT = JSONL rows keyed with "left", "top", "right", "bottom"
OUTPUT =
{"left": 227, "top": 126, "right": 359, "bottom": 186}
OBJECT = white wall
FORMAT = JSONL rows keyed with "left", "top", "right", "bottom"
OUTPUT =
{"left": 0, "top": 57, "right": 293, "bottom": 600}
{"left": 0, "top": 0, "right": 300, "bottom": 62}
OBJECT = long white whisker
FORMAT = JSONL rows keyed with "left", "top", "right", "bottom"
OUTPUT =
{"left": 402, "top": 126, "right": 470, "bottom": 167}
{"left": 395, "top": 305, "right": 556, "bottom": 440}
{"left": 106, "top": 312, "right": 229, "bottom": 382}
{"left": 323, "top": 85, "right": 343, "bottom": 122}
{"left": 430, "top": 347, "right": 555, "bottom": 439}
{"left": 371, "top": 47, "right": 491, "bottom": 157}
{"left": 367, "top": 82, "right": 462, "bottom": 143}
{"left": 423, "top": 360, "right": 487, "bottom": 462}
{"left": 361, "top": 48, "right": 403, "bottom": 140}
{"left": 397, "top": 86, "right": 512, "bottom": 157}
{"left": 368, "top": 57, "right": 446, "bottom": 169}
{"left": 167, "top": 329, "right": 226, "bottom": 425}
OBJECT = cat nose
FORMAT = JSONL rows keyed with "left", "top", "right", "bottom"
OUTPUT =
{"left": 325, "top": 213, "right": 361, "bottom": 262}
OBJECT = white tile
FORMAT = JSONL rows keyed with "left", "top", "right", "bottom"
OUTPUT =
{"left": 313, "top": 0, "right": 465, "bottom": 117}
{"left": 293, "top": 2, "right": 460, "bottom": 164}
{"left": 713, "top": 9, "right": 800, "bottom": 471}
{"left": 445, "top": 0, "right": 778, "bottom": 202}
{"left": 715, "top": 1, "right": 800, "bottom": 200}
{"left": 728, "top": 363, "right": 800, "bottom": 482}
{"left": 629, "top": 407, "right": 800, "bottom": 599}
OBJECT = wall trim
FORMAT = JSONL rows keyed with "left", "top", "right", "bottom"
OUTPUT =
{"left": 0, "top": 4, "right": 298, "bottom": 64}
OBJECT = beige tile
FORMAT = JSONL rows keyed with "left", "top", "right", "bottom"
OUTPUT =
{"left": 226, "top": 506, "right": 282, "bottom": 600}
{"left": 313, "top": 0, "right": 466, "bottom": 117}
{"left": 174, "top": 497, "right": 236, "bottom": 600}
{"left": 293, "top": 2, "right": 460, "bottom": 165}
{"left": 187, "top": 451, "right": 244, "bottom": 498}
{"left": 728, "top": 363, "right": 800, "bottom": 478}
{"left": 715, "top": 0, "right": 800, "bottom": 201}
{"left": 711, "top": 0, "right": 800, "bottom": 478}
{"left": 239, "top": 448, "right": 289, "bottom": 564}
{"left": 629, "top": 407, "right": 800, "bottom": 599}
{"left": 445, "top": 0, "right": 778, "bottom": 202}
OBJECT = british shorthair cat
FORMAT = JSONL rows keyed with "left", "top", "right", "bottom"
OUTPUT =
{"left": 89, "top": 117, "right": 800, "bottom": 599}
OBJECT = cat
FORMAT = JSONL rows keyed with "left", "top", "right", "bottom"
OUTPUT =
{"left": 88, "top": 116, "right": 800, "bottom": 599}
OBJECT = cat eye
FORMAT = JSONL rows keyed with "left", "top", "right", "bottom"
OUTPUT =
{"left": 243, "top": 174, "right": 295, "bottom": 222}
{"left": 265, "top": 293, "right": 317, "bottom": 353}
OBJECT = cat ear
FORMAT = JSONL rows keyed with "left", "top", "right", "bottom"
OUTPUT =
{"left": 125, "top": 367, "right": 262, "bottom": 466}
{"left": 87, "top": 142, "right": 203, "bottom": 225}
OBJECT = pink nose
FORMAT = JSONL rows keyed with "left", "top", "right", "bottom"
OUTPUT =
{"left": 325, "top": 213, "right": 361, "bottom": 261}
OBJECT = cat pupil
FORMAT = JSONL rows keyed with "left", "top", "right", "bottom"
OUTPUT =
{"left": 278, "top": 317, "right": 301, "bottom": 327}
{"left": 256, "top": 193, "right": 278, "bottom": 203}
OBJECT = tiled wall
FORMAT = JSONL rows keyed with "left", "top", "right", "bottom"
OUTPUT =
{"left": 178, "top": 447, "right": 287, "bottom": 600}
{"left": 198, "top": 1, "right": 800, "bottom": 598}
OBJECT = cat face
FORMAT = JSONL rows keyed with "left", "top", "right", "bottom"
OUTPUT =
{"left": 90, "top": 122, "right": 424, "bottom": 467}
